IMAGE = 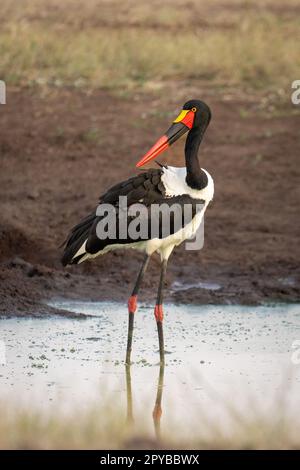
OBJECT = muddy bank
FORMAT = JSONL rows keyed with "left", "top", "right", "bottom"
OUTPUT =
{"left": 0, "top": 86, "right": 299, "bottom": 316}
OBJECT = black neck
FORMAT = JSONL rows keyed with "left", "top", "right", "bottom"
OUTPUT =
{"left": 185, "top": 121, "right": 208, "bottom": 190}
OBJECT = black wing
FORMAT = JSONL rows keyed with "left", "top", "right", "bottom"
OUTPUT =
{"left": 61, "top": 169, "right": 204, "bottom": 265}
{"left": 99, "top": 169, "right": 166, "bottom": 206}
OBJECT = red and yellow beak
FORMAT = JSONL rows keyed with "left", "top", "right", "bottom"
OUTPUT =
{"left": 136, "top": 108, "right": 196, "bottom": 168}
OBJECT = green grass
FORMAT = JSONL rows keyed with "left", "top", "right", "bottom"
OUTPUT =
{"left": 0, "top": 0, "right": 299, "bottom": 90}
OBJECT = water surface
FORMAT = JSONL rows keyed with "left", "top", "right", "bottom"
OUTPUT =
{"left": 1, "top": 302, "right": 299, "bottom": 432}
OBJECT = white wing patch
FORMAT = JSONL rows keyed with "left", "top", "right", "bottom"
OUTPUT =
{"left": 72, "top": 240, "right": 87, "bottom": 260}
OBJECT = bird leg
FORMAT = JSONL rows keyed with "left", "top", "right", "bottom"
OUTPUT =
{"left": 152, "top": 362, "right": 165, "bottom": 439}
{"left": 125, "top": 364, "right": 134, "bottom": 425}
{"left": 154, "top": 259, "right": 167, "bottom": 365}
{"left": 125, "top": 254, "right": 150, "bottom": 365}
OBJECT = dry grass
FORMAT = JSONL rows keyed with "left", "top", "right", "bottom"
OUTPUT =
{"left": 0, "top": 398, "right": 299, "bottom": 450}
{"left": 0, "top": 0, "right": 299, "bottom": 90}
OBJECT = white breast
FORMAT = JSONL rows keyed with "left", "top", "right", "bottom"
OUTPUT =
{"left": 161, "top": 166, "right": 214, "bottom": 202}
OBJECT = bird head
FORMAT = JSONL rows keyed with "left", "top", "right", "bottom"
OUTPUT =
{"left": 136, "top": 100, "right": 211, "bottom": 168}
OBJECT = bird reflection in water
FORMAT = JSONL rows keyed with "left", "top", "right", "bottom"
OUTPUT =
{"left": 125, "top": 364, "right": 165, "bottom": 438}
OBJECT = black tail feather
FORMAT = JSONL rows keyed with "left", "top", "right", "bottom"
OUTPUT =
{"left": 61, "top": 212, "right": 96, "bottom": 266}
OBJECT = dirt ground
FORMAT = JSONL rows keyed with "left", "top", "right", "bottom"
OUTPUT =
{"left": 0, "top": 84, "right": 299, "bottom": 316}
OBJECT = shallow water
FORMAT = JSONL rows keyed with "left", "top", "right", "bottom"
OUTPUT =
{"left": 1, "top": 302, "right": 300, "bottom": 433}
{"left": 171, "top": 280, "right": 221, "bottom": 291}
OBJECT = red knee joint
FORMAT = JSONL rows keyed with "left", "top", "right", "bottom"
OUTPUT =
{"left": 128, "top": 295, "right": 137, "bottom": 313}
{"left": 154, "top": 304, "right": 163, "bottom": 323}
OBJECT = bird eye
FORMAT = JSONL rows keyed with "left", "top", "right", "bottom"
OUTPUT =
{"left": 191, "top": 107, "right": 197, "bottom": 112}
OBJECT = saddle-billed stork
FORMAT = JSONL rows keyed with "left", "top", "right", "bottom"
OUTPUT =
{"left": 61, "top": 99, "right": 214, "bottom": 365}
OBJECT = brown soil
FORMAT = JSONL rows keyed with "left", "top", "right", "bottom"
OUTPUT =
{"left": 0, "top": 85, "right": 299, "bottom": 316}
